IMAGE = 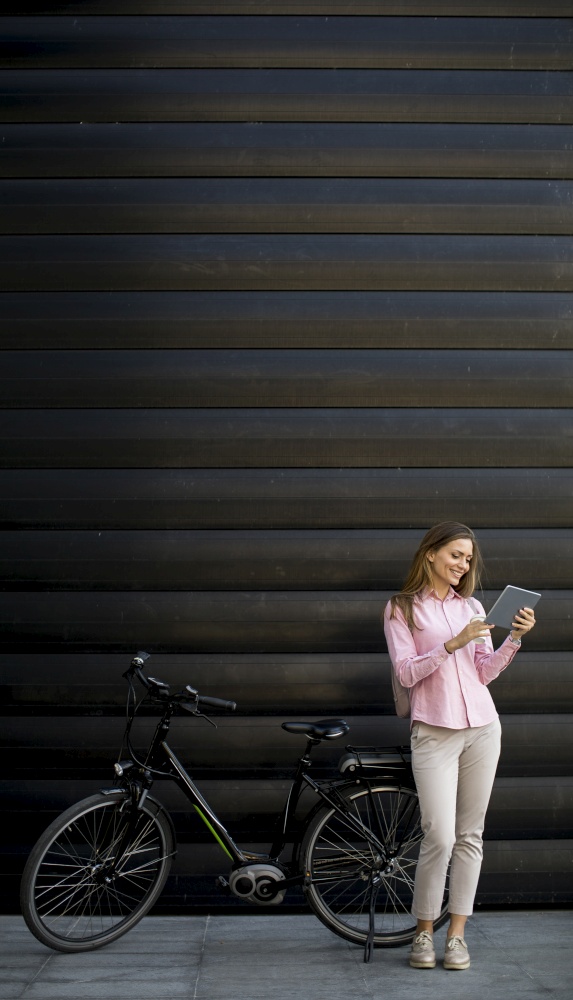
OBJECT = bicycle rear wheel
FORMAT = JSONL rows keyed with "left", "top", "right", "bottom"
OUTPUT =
{"left": 20, "top": 792, "right": 175, "bottom": 952}
{"left": 302, "top": 783, "right": 448, "bottom": 947}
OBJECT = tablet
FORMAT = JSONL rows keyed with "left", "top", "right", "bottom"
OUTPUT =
{"left": 485, "top": 585, "right": 541, "bottom": 630}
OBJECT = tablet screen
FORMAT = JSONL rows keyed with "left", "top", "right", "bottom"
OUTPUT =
{"left": 486, "top": 585, "right": 541, "bottom": 630}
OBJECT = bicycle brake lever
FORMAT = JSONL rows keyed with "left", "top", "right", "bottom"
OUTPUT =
{"left": 180, "top": 701, "right": 218, "bottom": 728}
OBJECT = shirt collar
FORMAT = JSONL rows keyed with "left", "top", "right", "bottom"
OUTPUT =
{"left": 423, "top": 585, "right": 464, "bottom": 603}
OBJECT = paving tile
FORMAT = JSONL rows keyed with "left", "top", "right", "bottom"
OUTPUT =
{"left": 87, "top": 915, "right": 208, "bottom": 953}
{"left": 0, "top": 922, "right": 53, "bottom": 1000}
{"left": 472, "top": 911, "right": 573, "bottom": 996}
{"left": 363, "top": 915, "right": 573, "bottom": 1000}
{"left": 195, "top": 915, "right": 373, "bottom": 1000}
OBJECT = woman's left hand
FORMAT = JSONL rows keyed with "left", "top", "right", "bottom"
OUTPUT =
{"left": 511, "top": 606, "right": 536, "bottom": 641}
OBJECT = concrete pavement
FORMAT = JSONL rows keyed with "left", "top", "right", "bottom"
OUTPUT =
{"left": 1, "top": 910, "right": 572, "bottom": 999}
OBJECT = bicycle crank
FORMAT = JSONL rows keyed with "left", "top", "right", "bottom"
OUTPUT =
{"left": 228, "top": 863, "right": 287, "bottom": 906}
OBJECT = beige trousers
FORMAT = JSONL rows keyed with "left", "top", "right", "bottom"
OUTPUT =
{"left": 410, "top": 716, "right": 501, "bottom": 920}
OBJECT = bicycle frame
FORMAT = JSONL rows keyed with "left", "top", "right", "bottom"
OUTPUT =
{"left": 117, "top": 703, "right": 396, "bottom": 877}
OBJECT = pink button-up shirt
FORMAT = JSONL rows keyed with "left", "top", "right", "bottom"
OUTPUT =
{"left": 383, "top": 587, "right": 519, "bottom": 729}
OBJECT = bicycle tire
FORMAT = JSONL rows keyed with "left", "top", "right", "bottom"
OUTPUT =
{"left": 301, "top": 783, "right": 448, "bottom": 947}
{"left": 20, "top": 791, "right": 175, "bottom": 953}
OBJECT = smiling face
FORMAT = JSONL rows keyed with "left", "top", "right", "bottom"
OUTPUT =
{"left": 427, "top": 537, "right": 474, "bottom": 598}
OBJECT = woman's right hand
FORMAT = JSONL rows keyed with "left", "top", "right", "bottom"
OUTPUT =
{"left": 444, "top": 619, "right": 494, "bottom": 653}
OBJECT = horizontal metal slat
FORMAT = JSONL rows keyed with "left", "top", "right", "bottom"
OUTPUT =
{"left": 3, "top": 841, "right": 572, "bottom": 908}
{"left": 2, "top": 16, "right": 571, "bottom": 70}
{"left": 1, "top": 714, "right": 572, "bottom": 777}
{"left": 1, "top": 528, "right": 571, "bottom": 590}
{"left": 2, "top": 68, "right": 571, "bottom": 124}
{"left": 2, "top": 468, "right": 571, "bottom": 529}
{"left": 1, "top": 408, "right": 570, "bottom": 468}
{"left": 0, "top": 591, "right": 569, "bottom": 652}
{"left": 2, "top": 651, "right": 571, "bottom": 714}
{"left": 5, "top": 3, "right": 573, "bottom": 15}
{"left": 2, "top": 123, "right": 571, "bottom": 179}
{"left": 2, "top": 179, "right": 572, "bottom": 235}
{"left": 2, "top": 777, "right": 572, "bottom": 839}
{"left": 3, "top": 774, "right": 572, "bottom": 835}
{"left": 2, "top": 291, "right": 571, "bottom": 349}
{"left": 1, "top": 235, "right": 572, "bottom": 292}
{"left": 1, "top": 349, "right": 571, "bottom": 408}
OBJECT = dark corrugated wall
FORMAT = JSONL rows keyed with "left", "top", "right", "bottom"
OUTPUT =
{"left": 1, "top": 3, "right": 572, "bottom": 912}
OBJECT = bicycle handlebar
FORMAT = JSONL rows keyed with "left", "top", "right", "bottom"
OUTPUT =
{"left": 127, "top": 653, "right": 237, "bottom": 712}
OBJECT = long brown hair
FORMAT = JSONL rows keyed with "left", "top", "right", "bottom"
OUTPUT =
{"left": 388, "top": 522, "right": 483, "bottom": 632}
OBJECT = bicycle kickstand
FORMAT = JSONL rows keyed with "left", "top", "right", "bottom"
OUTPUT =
{"left": 364, "top": 874, "right": 382, "bottom": 963}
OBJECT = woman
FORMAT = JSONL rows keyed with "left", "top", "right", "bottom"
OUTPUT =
{"left": 383, "top": 522, "right": 536, "bottom": 971}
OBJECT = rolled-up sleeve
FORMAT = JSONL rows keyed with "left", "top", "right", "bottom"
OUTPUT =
{"left": 383, "top": 602, "right": 451, "bottom": 688}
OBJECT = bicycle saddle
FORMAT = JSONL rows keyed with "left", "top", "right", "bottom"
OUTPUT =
{"left": 282, "top": 719, "right": 349, "bottom": 741}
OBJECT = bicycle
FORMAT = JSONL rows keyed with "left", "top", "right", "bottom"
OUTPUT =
{"left": 20, "top": 652, "right": 448, "bottom": 962}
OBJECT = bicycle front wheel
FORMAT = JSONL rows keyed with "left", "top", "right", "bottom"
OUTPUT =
{"left": 302, "top": 783, "right": 448, "bottom": 947}
{"left": 20, "top": 792, "right": 175, "bottom": 952}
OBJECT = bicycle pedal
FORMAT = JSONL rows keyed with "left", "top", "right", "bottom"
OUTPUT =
{"left": 216, "top": 876, "right": 230, "bottom": 893}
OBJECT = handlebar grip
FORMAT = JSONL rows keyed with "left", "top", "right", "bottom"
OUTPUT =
{"left": 198, "top": 695, "right": 237, "bottom": 712}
